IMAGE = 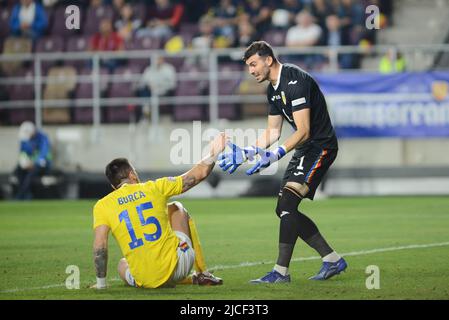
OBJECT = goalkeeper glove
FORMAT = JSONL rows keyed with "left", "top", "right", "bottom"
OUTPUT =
{"left": 218, "top": 142, "right": 257, "bottom": 174}
{"left": 246, "top": 145, "right": 287, "bottom": 175}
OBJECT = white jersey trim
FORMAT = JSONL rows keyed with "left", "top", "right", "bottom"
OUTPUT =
{"left": 271, "top": 64, "right": 283, "bottom": 91}
{"left": 292, "top": 97, "right": 306, "bottom": 107}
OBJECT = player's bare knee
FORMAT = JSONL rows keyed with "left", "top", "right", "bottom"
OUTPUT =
{"left": 285, "top": 182, "right": 310, "bottom": 198}
{"left": 118, "top": 258, "right": 128, "bottom": 280}
{"left": 168, "top": 201, "right": 190, "bottom": 219}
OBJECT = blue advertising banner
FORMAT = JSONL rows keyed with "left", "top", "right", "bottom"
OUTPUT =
{"left": 314, "top": 72, "right": 449, "bottom": 137}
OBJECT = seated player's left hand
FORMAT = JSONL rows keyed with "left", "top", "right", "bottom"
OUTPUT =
{"left": 246, "top": 146, "right": 287, "bottom": 175}
{"left": 218, "top": 142, "right": 257, "bottom": 174}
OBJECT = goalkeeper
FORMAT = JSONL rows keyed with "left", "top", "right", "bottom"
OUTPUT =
{"left": 219, "top": 41, "right": 347, "bottom": 283}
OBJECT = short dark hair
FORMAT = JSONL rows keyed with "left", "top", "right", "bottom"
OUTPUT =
{"left": 243, "top": 41, "right": 277, "bottom": 63}
{"left": 105, "top": 158, "right": 133, "bottom": 188}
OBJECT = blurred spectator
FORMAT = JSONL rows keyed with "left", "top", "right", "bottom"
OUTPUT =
{"left": 42, "top": 0, "right": 59, "bottom": 7}
{"left": 187, "top": 15, "right": 215, "bottom": 68}
{"left": 48, "top": 0, "right": 89, "bottom": 8}
{"left": 379, "top": 49, "right": 406, "bottom": 73}
{"left": 112, "top": 0, "right": 125, "bottom": 17}
{"left": 337, "top": 0, "right": 365, "bottom": 44}
{"left": 286, "top": 10, "right": 322, "bottom": 47}
{"left": 271, "top": 0, "right": 303, "bottom": 29}
{"left": 12, "top": 121, "right": 52, "bottom": 200}
{"left": 325, "top": 14, "right": 355, "bottom": 68}
{"left": 191, "top": 15, "right": 215, "bottom": 49}
{"left": 136, "top": 0, "right": 184, "bottom": 39}
{"left": 371, "top": 0, "right": 393, "bottom": 25}
{"left": 115, "top": 3, "right": 142, "bottom": 41}
{"left": 90, "top": 18, "right": 124, "bottom": 72}
{"left": 311, "top": 0, "right": 336, "bottom": 35}
{"left": 233, "top": 19, "right": 257, "bottom": 48}
{"left": 325, "top": 15, "right": 343, "bottom": 46}
{"left": 9, "top": 0, "right": 48, "bottom": 41}
{"left": 209, "top": 0, "right": 238, "bottom": 44}
{"left": 138, "top": 56, "right": 176, "bottom": 97}
{"left": 286, "top": 10, "right": 322, "bottom": 69}
{"left": 137, "top": 56, "right": 177, "bottom": 120}
{"left": 238, "top": 0, "right": 272, "bottom": 39}
{"left": 90, "top": 0, "right": 102, "bottom": 8}
{"left": 181, "top": 0, "right": 209, "bottom": 23}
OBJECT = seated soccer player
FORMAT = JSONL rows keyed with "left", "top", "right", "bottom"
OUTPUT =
{"left": 91, "top": 133, "right": 226, "bottom": 289}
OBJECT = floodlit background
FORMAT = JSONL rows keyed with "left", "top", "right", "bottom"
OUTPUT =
{"left": 1, "top": 0, "right": 449, "bottom": 199}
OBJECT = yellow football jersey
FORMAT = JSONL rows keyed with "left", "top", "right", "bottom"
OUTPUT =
{"left": 93, "top": 176, "right": 183, "bottom": 288}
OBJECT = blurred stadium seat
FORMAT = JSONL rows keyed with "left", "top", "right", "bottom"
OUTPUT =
{"left": 35, "top": 36, "right": 65, "bottom": 73}
{"left": 124, "top": 36, "right": 160, "bottom": 70}
{"left": 64, "top": 35, "right": 91, "bottom": 69}
{"left": 262, "top": 29, "right": 287, "bottom": 48}
{"left": 105, "top": 65, "right": 141, "bottom": 123}
{"left": 6, "top": 67, "right": 35, "bottom": 125}
{"left": 218, "top": 63, "right": 243, "bottom": 120}
{"left": 83, "top": 5, "right": 114, "bottom": 36}
{"left": 73, "top": 67, "right": 109, "bottom": 123}
{"left": 0, "top": 7, "right": 11, "bottom": 45}
{"left": 1, "top": 37, "right": 32, "bottom": 76}
{"left": 42, "top": 66, "right": 77, "bottom": 124}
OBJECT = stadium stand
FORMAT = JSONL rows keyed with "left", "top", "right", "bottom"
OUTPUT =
{"left": 0, "top": 0, "right": 448, "bottom": 204}
{"left": 0, "top": 0, "right": 398, "bottom": 126}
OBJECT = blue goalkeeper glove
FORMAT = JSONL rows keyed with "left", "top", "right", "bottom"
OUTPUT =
{"left": 246, "top": 146, "right": 287, "bottom": 175}
{"left": 218, "top": 142, "right": 257, "bottom": 174}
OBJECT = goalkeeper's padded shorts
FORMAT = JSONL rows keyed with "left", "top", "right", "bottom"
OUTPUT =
{"left": 280, "top": 143, "right": 337, "bottom": 200}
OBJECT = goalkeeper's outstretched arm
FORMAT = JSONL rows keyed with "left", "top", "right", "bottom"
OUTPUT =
{"left": 181, "top": 132, "right": 227, "bottom": 193}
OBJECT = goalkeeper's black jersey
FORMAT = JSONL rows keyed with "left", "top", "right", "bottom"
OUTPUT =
{"left": 266, "top": 63, "right": 338, "bottom": 150}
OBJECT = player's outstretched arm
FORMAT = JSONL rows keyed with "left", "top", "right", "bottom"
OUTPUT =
{"left": 91, "top": 225, "right": 110, "bottom": 289}
{"left": 255, "top": 115, "right": 283, "bottom": 149}
{"left": 181, "top": 132, "right": 227, "bottom": 193}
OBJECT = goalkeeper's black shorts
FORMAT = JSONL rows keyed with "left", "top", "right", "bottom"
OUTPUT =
{"left": 280, "top": 143, "right": 338, "bottom": 200}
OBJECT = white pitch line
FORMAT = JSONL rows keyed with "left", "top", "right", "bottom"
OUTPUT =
{"left": 1, "top": 241, "right": 449, "bottom": 294}
{"left": 209, "top": 241, "right": 449, "bottom": 270}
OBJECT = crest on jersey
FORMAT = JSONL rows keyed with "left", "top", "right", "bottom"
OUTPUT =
{"left": 432, "top": 81, "right": 448, "bottom": 101}
{"left": 281, "top": 91, "right": 287, "bottom": 105}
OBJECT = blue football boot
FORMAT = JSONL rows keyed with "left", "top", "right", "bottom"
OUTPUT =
{"left": 309, "top": 257, "right": 348, "bottom": 280}
{"left": 250, "top": 270, "right": 291, "bottom": 284}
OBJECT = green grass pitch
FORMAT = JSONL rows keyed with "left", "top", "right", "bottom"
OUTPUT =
{"left": 0, "top": 197, "right": 448, "bottom": 300}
